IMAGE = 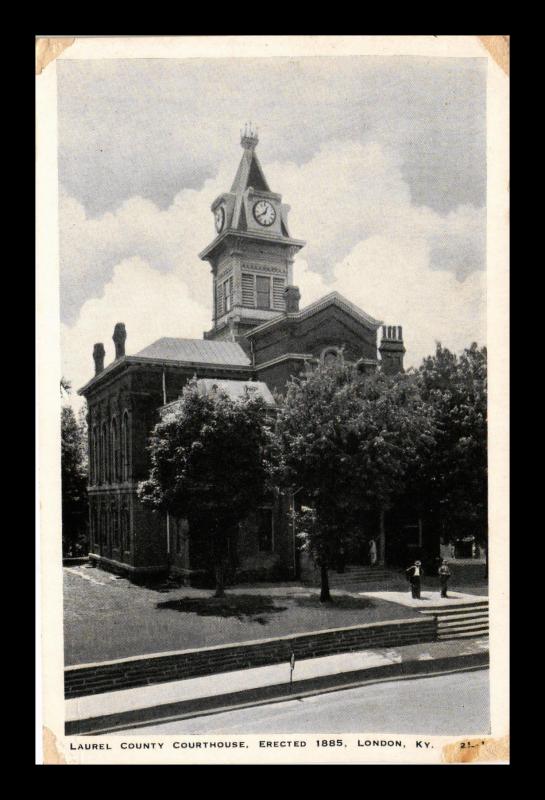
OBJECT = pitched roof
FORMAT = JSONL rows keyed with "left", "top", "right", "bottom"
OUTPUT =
{"left": 230, "top": 147, "right": 270, "bottom": 194}
{"left": 135, "top": 337, "right": 251, "bottom": 366}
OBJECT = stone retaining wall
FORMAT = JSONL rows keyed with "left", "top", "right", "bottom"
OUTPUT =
{"left": 65, "top": 616, "right": 437, "bottom": 699}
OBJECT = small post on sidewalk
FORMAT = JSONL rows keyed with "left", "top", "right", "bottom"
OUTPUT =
{"left": 289, "top": 650, "right": 295, "bottom": 693}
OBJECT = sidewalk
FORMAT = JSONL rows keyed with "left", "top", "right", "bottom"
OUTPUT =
{"left": 66, "top": 635, "right": 489, "bottom": 735}
{"left": 358, "top": 590, "right": 488, "bottom": 609}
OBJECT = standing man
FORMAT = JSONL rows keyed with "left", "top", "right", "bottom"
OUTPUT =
{"left": 406, "top": 560, "right": 424, "bottom": 599}
{"left": 368, "top": 538, "right": 378, "bottom": 567}
{"left": 438, "top": 560, "right": 452, "bottom": 598}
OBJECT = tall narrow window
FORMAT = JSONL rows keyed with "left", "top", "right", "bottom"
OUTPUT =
{"left": 112, "top": 503, "right": 120, "bottom": 549}
{"left": 100, "top": 507, "right": 106, "bottom": 547}
{"left": 256, "top": 275, "right": 271, "bottom": 309}
{"left": 100, "top": 423, "right": 108, "bottom": 484}
{"left": 121, "top": 505, "right": 130, "bottom": 552}
{"left": 90, "top": 427, "right": 96, "bottom": 484}
{"left": 224, "top": 276, "right": 233, "bottom": 312}
{"left": 94, "top": 427, "right": 99, "bottom": 485}
{"left": 122, "top": 412, "right": 130, "bottom": 481}
{"left": 111, "top": 418, "right": 119, "bottom": 483}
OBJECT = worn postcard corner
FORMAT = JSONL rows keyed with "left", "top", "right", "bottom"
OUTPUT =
{"left": 35, "top": 37, "right": 75, "bottom": 76}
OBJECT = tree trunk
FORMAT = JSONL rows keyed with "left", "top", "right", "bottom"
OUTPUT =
{"left": 378, "top": 507, "right": 386, "bottom": 565}
{"left": 319, "top": 563, "right": 331, "bottom": 602}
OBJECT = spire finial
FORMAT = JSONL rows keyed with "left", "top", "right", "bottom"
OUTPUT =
{"left": 240, "top": 121, "right": 259, "bottom": 150}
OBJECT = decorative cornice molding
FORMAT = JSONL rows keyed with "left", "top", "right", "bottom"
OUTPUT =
{"left": 199, "top": 229, "right": 306, "bottom": 262}
{"left": 78, "top": 355, "right": 252, "bottom": 396}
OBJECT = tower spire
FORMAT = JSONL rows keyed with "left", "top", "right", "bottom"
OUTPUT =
{"left": 240, "top": 121, "right": 259, "bottom": 151}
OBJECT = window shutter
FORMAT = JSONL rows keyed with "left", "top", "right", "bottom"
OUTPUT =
{"left": 216, "top": 281, "right": 224, "bottom": 317}
{"left": 256, "top": 275, "right": 271, "bottom": 309}
{"left": 242, "top": 273, "right": 255, "bottom": 307}
{"left": 273, "top": 277, "right": 286, "bottom": 310}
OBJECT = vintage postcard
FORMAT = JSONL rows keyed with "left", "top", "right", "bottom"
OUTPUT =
{"left": 36, "top": 35, "right": 509, "bottom": 765}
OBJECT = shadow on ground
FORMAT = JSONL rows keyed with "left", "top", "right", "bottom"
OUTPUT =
{"left": 156, "top": 593, "right": 376, "bottom": 624}
{"left": 157, "top": 595, "right": 288, "bottom": 623}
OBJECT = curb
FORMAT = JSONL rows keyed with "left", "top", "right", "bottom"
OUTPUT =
{"left": 65, "top": 650, "right": 489, "bottom": 736}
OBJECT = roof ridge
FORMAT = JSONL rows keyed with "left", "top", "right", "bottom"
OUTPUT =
{"left": 245, "top": 291, "right": 383, "bottom": 338}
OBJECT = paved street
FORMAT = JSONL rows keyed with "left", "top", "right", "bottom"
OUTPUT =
{"left": 120, "top": 668, "right": 490, "bottom": 736}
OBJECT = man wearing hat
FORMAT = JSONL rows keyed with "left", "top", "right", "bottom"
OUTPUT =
{"left": 406, "top": 560, "right": 424, "bottom": 599}
{"left": 438, "top": 560, "right": 452, "bottom": 598}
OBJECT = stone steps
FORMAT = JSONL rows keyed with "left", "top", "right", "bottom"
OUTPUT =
{"left": 437, "top": 614, "right": 488, "bottom": 629}
{"left": 421, "top": 600, "right": 489, "bottom": 641}
{"left": 437, "top": 629, "right": 489, "bottom": 640}
{"left": 419, "top": 601, "right": 489, "bottom": 615}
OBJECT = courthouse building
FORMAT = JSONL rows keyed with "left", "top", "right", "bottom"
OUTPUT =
{"left": 78, "top": 127, "right": 406, "bottom": 583}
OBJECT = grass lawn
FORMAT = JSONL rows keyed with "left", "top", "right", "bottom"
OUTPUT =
{"left": 64, "top": 564, "right": 420, "bottom": 666}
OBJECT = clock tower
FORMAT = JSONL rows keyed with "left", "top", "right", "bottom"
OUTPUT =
{"left": 199, "top": 125, "right": 306, "bottom": 342}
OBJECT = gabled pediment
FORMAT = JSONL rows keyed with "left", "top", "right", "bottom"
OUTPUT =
{"left": 247, "top": 291, "right": 383, "bottom": 340}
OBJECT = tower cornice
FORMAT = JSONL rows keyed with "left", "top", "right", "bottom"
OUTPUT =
{"left": 199, "top": 228, "right": 306, "bottom": 263}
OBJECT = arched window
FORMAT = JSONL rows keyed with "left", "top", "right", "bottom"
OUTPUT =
{"left": 321, "top": 347, "right": 343, "bottom": 368}
{"left": 89, "top": 427, "right": 95, "bottom": 484}
{"left": 93, "top": 427, "right": 99, "bottom": 485}
{"left": 122, "top": 411, "right": 130, "bottom": 482}
{"left": 100, "top": 424, "right": 107, "bottom": 484}
{"left": 111, "top": 417, "right": 119, "bottom": 483}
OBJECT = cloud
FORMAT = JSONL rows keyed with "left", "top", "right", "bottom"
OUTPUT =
{"left": 61, "top": 138, "right": 486, "bottom": 406}
{"left": 59, "top": 159, "right": 237, "bottom": 324}
{"left": 330, "top": 236, "right": 486, "bottom": 367}
{"left": 268, "top": 140, "right": 485, "bottom": 365}
{"left": 57, "top": 57, "right": 486, "bottom": 217}
{"left": 266, "top": 140, "right": 485, "bottom": 282}
{"left": 62, "top": 257, "right": 209, "bottom": 409}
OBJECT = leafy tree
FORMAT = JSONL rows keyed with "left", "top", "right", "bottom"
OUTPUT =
{"left": 138, "top": 381, "right": 273, "bottom": 597}
{"left": 61, "top": 404, "right": 89, "bottom": 557}
{"left": 416, "top": 342, "right": 488, "bottom": 562}
{"left": 60, "top": 377, "right": 72, "bottom": 397}
{"left": 272, "top": 363, "right": 435, "bottom": 601}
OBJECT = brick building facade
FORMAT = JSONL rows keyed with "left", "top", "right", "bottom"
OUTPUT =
{"left": 78, "top": 127, "right": 406, "bottom": 583}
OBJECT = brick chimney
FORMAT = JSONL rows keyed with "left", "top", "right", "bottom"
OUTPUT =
{"left": 379, "top": 325, "right": 406, "bottom": 375}
{"left": 93, "top": 343, "right": 105, "bottom": 375}
{"left": 284, "top": 285, "right": 301, "bottom": 313}
{"left": 113, "top": 322, "right": 127, "bottom": 360}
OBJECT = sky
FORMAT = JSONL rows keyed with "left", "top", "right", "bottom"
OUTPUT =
{"left": 57, "top": 55, "right": 487, "bottom": 403}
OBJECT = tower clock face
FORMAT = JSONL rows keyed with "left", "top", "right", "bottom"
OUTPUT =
{"left": 253, "top": 199, "right": 276, "bottom": 227}
{"left": 214, "top": 206, "right": 225, "bottom": 233}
